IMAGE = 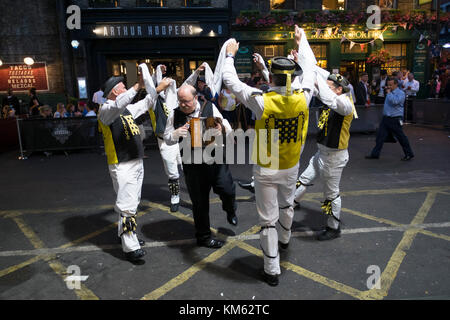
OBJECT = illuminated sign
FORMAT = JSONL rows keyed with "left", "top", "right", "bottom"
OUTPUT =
{"left": 76, "top": 23, "right": 227, "bottom": 39}
{"left": 0, "top": 62, "right": 49, "bottom": 92}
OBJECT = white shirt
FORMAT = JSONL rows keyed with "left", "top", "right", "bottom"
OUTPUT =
{"left": 98, "top": 87, "right": 158, "bottom": 126}
{"left": 85, "top": 110, "right": 96, "bottom": 117}
{"left": 378, "top": 77, "right": 387, "bottom": 97}
{"left": 403, "top": 79, "right": 420, "bottom": 96}
{"left": 164, "top": 100, "right": 232, "bottom": 146}
{"left": 93, "top": 90, "right": 106, "bottom": 105}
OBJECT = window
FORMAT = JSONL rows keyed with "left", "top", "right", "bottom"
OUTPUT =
{"left": 322, "top": 0, "right": 345, "bottom": 10}
{"left": 381, "top": 43, "right": 408, "bottom": 75}
{"left": 378, "top": 0, "right": 397, "bottom": 9}
{"left": 341, "top": 42, "right": 369, "bottom": 54}
{"left": 137, "top": 0, "right": 166, "bottom": 7}
{"left": 89, "top": 0, "right": 119, "bottom": 8}
{"left": 310, "top": 44, "right": 328, "bottom": 69}
{"left": 185, "top": 0, "right": 211, "bottom": 7}
{"left": 253, "top": 44, "right": 285, "bottom": 59}
{"left": 270, "top": 0, "right": 295, "bottom": 10}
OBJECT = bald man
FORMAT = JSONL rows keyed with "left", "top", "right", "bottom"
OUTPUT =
{"left": 164, "top": 84, "right": 237, "bottom": 249}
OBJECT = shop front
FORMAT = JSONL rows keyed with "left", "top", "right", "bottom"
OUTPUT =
{"left": 70, "top": 8, "right": 229, "bottom": 99}
{"left": 232, "top": 25, "right": 424, "bottom": 95}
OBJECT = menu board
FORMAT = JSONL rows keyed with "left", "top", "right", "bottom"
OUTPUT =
{"left": 0, "top": 62, "right": 49, "bottom": 92}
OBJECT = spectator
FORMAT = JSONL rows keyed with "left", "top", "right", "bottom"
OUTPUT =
{"left": 403, "top": 73, "right": 420, "bottom": 97}
{"left": 54, "top": 103, "right": 67, "bottom": 118}
{"left": 28, "top": 87, "right": 42, "bottom": 117}
{"left": 38, "top": 105, "right": 52, "bottom": 118}
{"left": 85, "top": 101, "right": 97, "bottom": 117}
{"left": 355, "top": 72, "right": 370, "bottom": 106}
{"left": 2, "top": 105, "right": 16, "bottom": 119}
{"left": 373, "top": 69, "right": 388, "bottom": 104}
{"left": 403, "top": 73, "right": 420, "bottom": 122}
{"left": 218, "top": 85, "right": 237, "bottom": 129}
{"left": 196, "top": 76, "right": 217, "bottom": 103}
{"left": 343, "top": 72, "right": 356, "bottom": 103}
{"left": 92, "top": 87, "right": 106, "bottom": 105}
{"left": 429, "top": 74, "right": 441, "bottom": 98}
{"left": 77, "top": 101, "right": 88, "bottom": 116}
{"left": 393, "top": 71, "right": 404, "bottom": 90}
{"left": 2, "top": 88, "right": 20, "bottom": 113}
{"left": 65, "top": 103, "right": 76, "bottom": 117}
{"left": 365, "top": 77, "right": 414, "bottom": 161}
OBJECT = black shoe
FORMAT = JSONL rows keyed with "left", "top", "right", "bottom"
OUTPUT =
{"left": 238, "top": 181, "right": 255, "bottom": 194}
{"left": 125, "top": 248, "right": 146, "bottom": 262}
{"left": 261, "top": 270, "right": 279, "bottom": 287}
{"left": 197, "top": 238, "right": 225, "bottom": 249}
{"left": 401, "top": 155, "right": 414, "bottom": 161}
{"left": 118, "top": 238, "right": 145, "bottom": 246}
{"left": 278, "top": 241, "right": 289, "bottom": 251}
{"left": 170, "top": 202, "right": 179, "bottom": 212}
{"left": 226, "top": 211, "right": 238, "bottom": 226}
{"left": 365, "top": 155, "right": 379, "bottom": 159}
{"left": 317, "top": 227, "right": 341, "bottom": 241}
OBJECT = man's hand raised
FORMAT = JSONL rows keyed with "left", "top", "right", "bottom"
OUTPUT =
{"left": 226, "top": 39, "right": 239, "bottom": 57}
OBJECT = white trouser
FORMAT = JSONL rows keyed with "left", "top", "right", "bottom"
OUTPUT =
{"left": 157, "top": 137, "right": 181, "bottom": 181}
{"left": 294, "top": 144, "right": 349, "bottom": 230}
{"left": 254, "top": 163, "right": 298, "bottom": 276}
{"left": 109, "top": 158, "right": 144, "bottom": 253}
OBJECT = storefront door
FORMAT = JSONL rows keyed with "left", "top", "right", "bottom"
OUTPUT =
{"left": 340, "top": 60, "right": 367, "bottom": 85}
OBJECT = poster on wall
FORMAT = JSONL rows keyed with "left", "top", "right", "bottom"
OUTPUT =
{"left": 0, "top": 62, "right": 49, "bottom": 93}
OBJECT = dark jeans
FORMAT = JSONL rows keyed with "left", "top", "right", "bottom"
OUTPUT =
{"left": 404, "top": 97, "right": 415, "bottom": 122}
{"left": 182, "top": 163, "right": 236, "bottom": 241}
{"left": 370, "top": 116, "right": 414, "bottom": 158}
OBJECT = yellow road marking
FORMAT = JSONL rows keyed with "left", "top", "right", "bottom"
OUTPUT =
{"left": 236, "top": 241, "right": 370, "bottom": 300}
{"left": 304, "top": 197, "right": 450, "bottom": 242}
{"left": 141, "top": 225, "right": 261, "bottom": 300}
{"left": 361, "top": 192, "right": 437, "bottom": 299}
{"left": 12, "top": 217, "right": 99, "bottom": 300}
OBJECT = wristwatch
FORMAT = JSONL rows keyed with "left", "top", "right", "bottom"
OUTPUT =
{"left": 226, "top": 53, "right": 235, "bottom": 59}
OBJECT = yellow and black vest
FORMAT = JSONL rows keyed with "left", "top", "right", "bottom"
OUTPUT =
{"left": 254, "top": 90, "right": 309, "bottom": 170}
{"left": 316, "top": 99, "right": 353, "bottom": 150}
{"left": 98, "top": 108, "right": 144, "bottom": 165}
{"left": 148, "top": 95, "right": 171, "bottom": 138}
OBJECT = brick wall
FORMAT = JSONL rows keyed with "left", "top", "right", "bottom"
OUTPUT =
{"left": 0, "top": 0, "right": 65, "bottom": 94}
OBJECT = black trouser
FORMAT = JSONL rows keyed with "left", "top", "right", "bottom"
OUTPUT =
{"left": 404, "top": 97, "right": 415, "bottom": 122}
{"left": 182, "top": 163, "right": 236, "bottom": 241}
{"left": 375, "top": 96, "right": 385, "bottom": 105}
{"left": 370, "top": 116, "right": 414, "bottom": 158}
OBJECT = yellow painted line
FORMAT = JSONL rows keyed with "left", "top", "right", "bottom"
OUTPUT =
{"left": 236, "top": 241, "right": 371, "bottom": 300}
{"left": 0, "top": 256, "right": 43, "bottom": 278}
{"left": 362, "top": 192, "right": 437, "bottom": 299}
{"left": 11, "top": 217, "right": 99, "bottom": 300}
{"left": 340, "top": 186, "right": 450, "bottom": 197}
{"left": 141, "top": 224, "right": 261, "bottom": 300}
{"left": 303, "top": 198, "right": 450, "bottom": 242}
{"left": 0, "top": 206, "right": 157, "bottom": 279}
{"left": 0, "top": 204, "right": 116, "bottom": 218}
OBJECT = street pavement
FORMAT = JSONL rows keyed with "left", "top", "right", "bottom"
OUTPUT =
{"left": 0, "top": 124, "right": 449, "bottom": 302}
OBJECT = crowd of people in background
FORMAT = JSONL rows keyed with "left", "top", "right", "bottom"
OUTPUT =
{"left": 352, "top": 63, "right": 450, "bottom": 107}
{"left": 0, "top": 87, "right": 100, "bottom": 120}
{"left": 1, "top": 63, "right": 449, "bottom": 121}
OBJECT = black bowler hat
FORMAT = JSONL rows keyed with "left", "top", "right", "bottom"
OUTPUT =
{"left": 269, "top": 56, "right": 302, "bottom": 77}
{"left": 328, "top": 73, "right": 350, "bottom": 93}
{"left": 103, "top": 76, "right": 124, "bottom": 98}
